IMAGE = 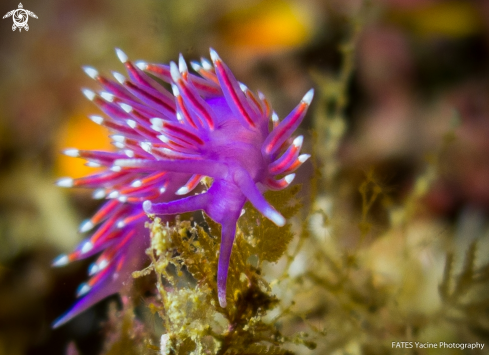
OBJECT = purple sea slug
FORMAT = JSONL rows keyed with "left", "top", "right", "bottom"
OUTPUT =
{"left": 53, "top": 48, "right": 313, "bottom": 328}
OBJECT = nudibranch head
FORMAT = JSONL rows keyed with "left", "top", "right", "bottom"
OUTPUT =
{"left": 53, "top": 48, "right": 312, "bottom": 327}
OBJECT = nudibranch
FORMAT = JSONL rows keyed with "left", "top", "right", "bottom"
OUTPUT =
{"left": 53, "top": 48, "right": 313, "bottom": 328}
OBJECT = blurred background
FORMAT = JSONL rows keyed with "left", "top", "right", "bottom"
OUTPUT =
{"left": 1, "top": 0, "right": 489, "bottom": 354}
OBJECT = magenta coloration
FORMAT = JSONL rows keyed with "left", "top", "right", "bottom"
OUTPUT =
{"left": 53, "top": 48, "right": 313, "bottom": 328}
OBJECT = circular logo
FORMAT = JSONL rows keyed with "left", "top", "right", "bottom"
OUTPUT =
{"left": 13, "top": 9, "right": 28, "bottom": 28}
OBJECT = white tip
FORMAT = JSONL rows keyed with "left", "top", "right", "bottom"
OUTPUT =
{"left": 302, "top": 89, "right": 314, "bottom": 105}
{"left": 56, "top": 178, "right": 74, "bottom": 188}
{"left": 98, "top": 259, "right": 109, "bottom": 271}
{"left": 118, "top": 196, "right": 128, "bottom": 203}
{"left": 143, "top": 200, "right": 152, "bottom": 212}
{"left": 190, "top": 61, "right": 202, "bottom": 72}
{"left": 85, "top": 161, "right": 101, "bottom": 168}
{"left": 178, "top": 53, "right": 188, "bottom": 74}
{"left": 77, "top": 283, "right": 91, "bottom": 296}
{"left": 89, "top": 115, "right": 104, "bottom": 124}
{"left": 111, "top": 165, "right": 122, "bottom": 172}
{"left": 284, "top": 173, "right": 295, "bottom": 184}
{"left": 88, "top": 263, "right": 99, "bottom": 276}
{"left": 81, "top": 241, "right": 93, "bottom": 254}
{"left": 170, "top": 61, "right": 181, "bottom": 82}
{"left": 92, "top": 188, "right": 106, "bottom": 199}
{"left": 201, "top": 58, "right": 213, "bottom": 71}
{"left": 240, "top": 209, "right": 245, "bottom": 217}
{"left": 171, "top": 84, "right": 180, "bottom": 96}
{"left": 271, "top": 112, "right": 279, "bottom": 122}
{"left": 135, "top": 61, "right": 147, "bottom": 70}
{"left": 82, "top": 88, "right": 96, "bottom": 101}
{"left": 115, "top": 48, "right": 128, "bottom": 63}
{"left": 141, "top": 142, "right": 152, "bottom": 152}
{"left": 63, "top": 149, "right": 79, "bottom": 157}
{"left": 159, "top": 186, "right": 166, "bottom": 194}
{"left": 112, "top": 71, "right": 126, "bottom": 84}
{"left": 117, "top": 220, "right": 126, "bottom": 228}
{"left": 156, "top": 134, "right": 168, "bottom": 143}
{"left": 52, "top": 254, "right": 69, "bottom": 267}
{"left": 150, "top": 118, "right": 164, "bottom": 127}
{"left": 239, "top": 82, "right": 248, "bottom": 92}
{"left": 270, "top": 211, "right": 286, "bottom": 227}
{"left": 82, "top": 66, "right": 99, "bottom": 79}
{"left": 209, "top": 48, "right": 220, "bottom": 63}
{"left": 113, "top": 142, "right": 124, "bottom": 149}
{"left": 79, "top": 220, "right": 94, "bottom": 233}
{"left": 298, "top": 154, "right": 310, "bottom": 163}
{"left": 258, "top": 91, "right": 266, "bottom": 100}
{"left": 127, "top": 119, "right": 137, "bottom": 129}
{"left": 111, "top": 135, "right": 125, "bottom": 143}
{"left": 100, "top": 92, "right": 114, "bottom": 102}
{"left": 293, "top": 135, "right": 304, "bottom": 148}
{"left": 176, "top": 112, "right": 183, "bottom": 121}
{"left": 107, "top": 191, "right": 119, "bottom": 199}
{"left": 131, "top": 180, "right": 142, "bottom": 188}
{"left": 176, "top": 186, "right": 189, "bottom": 195}
{"left": 120, "top": 103, "right": 133, "bottom": 113}
{"left": 124, "top": 150, "right": 134, "bottom": 158}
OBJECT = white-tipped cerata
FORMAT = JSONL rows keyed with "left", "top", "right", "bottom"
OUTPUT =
{"left": 82, "top": 66, "right": 99, "bottom": 79}
{"left": 131, "top": 180, "right": 142, "bottom": 188}
{"left": 77, "top": 283, "right": 91, "bottom": 297}
{"left": 293, "top": 135, "right": 304, "bottom": 148}
{"left": 107, "top": 191, "right": 119, "bottom": 199}
{"left": 52, "top": 254, "right": 69, "bottom": 267}
{"left": 63, "top": 149, "right": 79, "bottom": 157}
{"left": 201, "top": 58, "right": 213, "bottom": 71}
{"left": 298, "top": 154, "right": 311, "bottom": 163}
{"left": 302, "top": 88, "right": 314, "bottom": 105}
{"left": 88, "top": 263, "right": 99, "bottom": 276}
{"left": 158, "top": 134, "right": 169, "bottom": 143}
{"left": 284, "top": 173, "right": 295, "bottom": 184}
{"left": 239, "top": 82, "right": 248, "bottom": 92}
{"left": 112, "top": 71, "right": 126, "bottom": 84}
{"left": 80, "top": 241, "right": 93, "bottom": 254}
{"left": 56, "top": 178, "right": 74, "bottom": 188}
{"left": 178, "top": 53, "right": 188, "bottom": 74}
{"left": 82, "top": 88, "right": 96, "bottom": 101}
{"left": 142, "top": 200, "right": 152, "bottom": 212}
{"left": 270, "top": 211, "right": 286, "bottom": 227}
{"left": 127, "top": 119, "right": 137, "bottom": 129}
{"left": 111, "top": 135, "right": 125, "bottom": 143}
{"left": 271, "top": 111, "right": 279, "bottom": 123}
{"left": 98, "top": 259, "right": 109, "bottom": 271}
{"left": 100, "top": 92, "right": 115, "bottom": 102}
{"left": 89, "top": 115, "right": 104, "bottom": 124}
{"left": 140, "top": 142, "right": 152, "bottom": 152}
{"left": 190, "top": 61, "right": 202, "bottom": 72}
{"left": 171, "top": 84, "right": 180, "bottom": 97}
{"left": 175, "top": 186, "right": 189, "bottom": 195}
{"left": 119, "top": 103, "right": 133, "bottom": 113}
{"left": 150, "top": 118, "right": 164, "bottom": 127}
{"left": 115, "top": 48, "right": 128, "bottom": 63}
{"left": 79, "top": 219, "right": 94, "bottom": 233}
{"left": 169, "top": 61, "right": 181, "bottom": 82}
{"left": 209, "top": 48, "right": 220, "bottom": 63}
{"left": 92, "top": 188, "right": 106, "bottom": 199}
{"left": 135, "top": 61, "right": 147, "bottom": 70}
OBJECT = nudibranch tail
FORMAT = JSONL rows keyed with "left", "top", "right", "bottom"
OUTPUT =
{"left": 53, "top": 48, "right": 313, "bottom": 326}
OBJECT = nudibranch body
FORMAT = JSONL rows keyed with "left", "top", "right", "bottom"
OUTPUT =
{"left": 53, "top": 48, "right": 312, "bottom": 328}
